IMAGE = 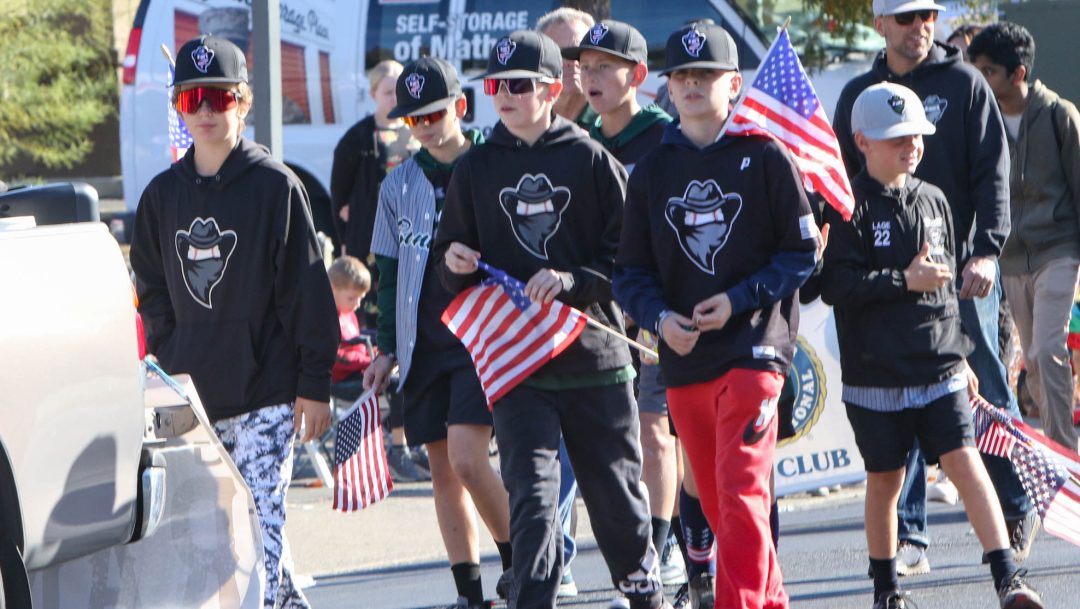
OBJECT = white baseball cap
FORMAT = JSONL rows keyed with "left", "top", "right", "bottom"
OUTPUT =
{"left": 851, "top": 83, "right": 936, "bottom": 140}
{"left": 872, "top": 0, "right": 947, "bottom": 17}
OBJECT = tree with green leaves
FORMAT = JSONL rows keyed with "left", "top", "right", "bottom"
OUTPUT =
{"left": 0, "top": 0, "right": 116, "bottom": 171}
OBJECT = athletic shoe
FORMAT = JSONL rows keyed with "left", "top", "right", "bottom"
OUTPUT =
{"left": 495, "top": 569, "right": 515, "bottom": 601}
{"left": 557, "top": 569, "right": 578, "bottom": 598}
{"left": 895, "top": 541, "right": 930, "bottom": 576}
{"left": 607, "top": 596, "right": 630, "bottom": 609}
{"left": 660, "top": 532, "right": 688, "bottom": 586}
{"left": 671, "top": 583, "right": 690, "bottom": 609}
{"left": 998, "top": 570, "right": 1044, "bottom": 609}
{"left": 687, "top": 573, "right": 714, "bottom": 609}
{"left": 873, "top": 590, "right": 916, "bottom": 609}
{"left": 1007, "top": 511, "right": 1042, "bottom": 562}
{"left": 411, "top": 443, "right": 431, "bottom": 473}
{"left": 387, "top": 445, "right": 430, "bottom": 483}
{"left": 446, "top": 596, "right": 492, "bottom": 609}
{"left": 927, "top": 475, "right": 959, "bottom": 505}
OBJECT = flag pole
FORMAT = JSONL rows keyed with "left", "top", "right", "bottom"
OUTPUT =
{"left": 583, "top": 317, "right": 657, "bottom": 357}
{"left": 160, "top": 43, "right": 175, "bottom": 68}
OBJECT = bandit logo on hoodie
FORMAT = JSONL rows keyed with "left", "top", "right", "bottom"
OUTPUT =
{"left": 174, "top": 217, "right": 237, "bottom": 308}
{"left": 665, "top": 179, "right": 743, "bottom": 274}
{"left": 499, "top": 174, "right": 571, "bottom": 260}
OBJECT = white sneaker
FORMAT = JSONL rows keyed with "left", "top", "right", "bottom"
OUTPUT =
{"left": 660, "top": 533, "right": 688, "bottom": 586}
{"left": 895, "top": 541, "right": 931, "bottom": 576}
{"left": 927, "top": 474, "right": 959, "bottom": 505}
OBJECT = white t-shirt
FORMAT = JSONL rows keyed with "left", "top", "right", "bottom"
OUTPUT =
{"left": 1003, "top": 113, "right": 1022, "bottom": 140}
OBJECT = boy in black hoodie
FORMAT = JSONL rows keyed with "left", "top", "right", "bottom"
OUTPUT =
{"left": 433, "top": 30, "right": 665, "bottom": 609}
{"left": 614, "top": 23, "right": 818, "bottom": 609}
{"left": 130, "top": 36, "right": 338, "bottom": 609}
{"left": 820, "top": 82, "right": 1042, "bottom": 609}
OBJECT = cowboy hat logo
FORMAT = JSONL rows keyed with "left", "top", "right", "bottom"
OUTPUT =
{"left": 664, "top": 179, "right": 743, "bottom": 274}
{"left": 496, "top": 37, "right": 517, "bottom": 65}
{"left": 499, "top": 174, "right": 571, "bottom": 260}
{"left": 192, "top": 45, "right": 215, "bottom": 74}
{"left": 682, "top": 28, "right": 707, "bottom": 58}
{"left": 405, "top": 72, "right": 425, "bottom": 100}
{"left": 923, "top": 94, "right": 948, "bottom": 125}
{"left": 174, "top": 217, "right": 237, "bottom": 308}
{"left": 589, "top": 23, "right": 610, "bottom": 45}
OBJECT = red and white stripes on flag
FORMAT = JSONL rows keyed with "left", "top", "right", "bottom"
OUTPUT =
{"left": 332, "top": 390, "right": 393, "bottom": 512}
{"left": 726, "top": 29, "right": 855, "bottom": 220}
{"left": 441, "top": 262, "right": 588, "bottom": 407}
{"left": 971, "top": 396, "right": 1080, "bottom": 547}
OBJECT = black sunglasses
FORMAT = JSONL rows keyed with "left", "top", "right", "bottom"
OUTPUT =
{"left": 893, "top": 10, "right": 938, "bottom": 25}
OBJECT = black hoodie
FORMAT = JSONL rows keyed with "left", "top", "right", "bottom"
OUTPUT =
{"left": 833, "top": 42, "right": 1010, "bottom": 265}
{"left": 433, "top": 116, "right": 632, "bottom": 376}
{"left": 131, "top": 138, "right": 339, "bottom": 421}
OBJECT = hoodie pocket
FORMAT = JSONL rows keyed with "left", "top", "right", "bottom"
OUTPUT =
{"left": 163, "top": 320, "right": 260, "bottom": 410}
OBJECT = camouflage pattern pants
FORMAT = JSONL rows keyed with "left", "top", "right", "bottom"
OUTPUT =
{"left": 214, "top": 403, "right": 310, "bottom": 609}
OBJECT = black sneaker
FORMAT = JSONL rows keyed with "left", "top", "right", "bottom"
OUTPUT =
{"left": 495, "top": 568, "right": 516, "bottom": 602}
{"left": 1007, "top": 511, "right": 1041, "bottom": 562}
{"left": 873, "top": 590, "right": 916, "bottom": 609}
{"left": 411, "top": 443, "right": 431, "bottom": 473}
{"left": 688, "top": 573, "right": 715, "bottom": 609}
{"left": 387, "top": 445, "right": 430, "bottom": 483}
{"left": 998, "top": 569, "right": 1045, "bottom": 609}
{"left": 670, "top": 583, "right": 689, "bottom": 609}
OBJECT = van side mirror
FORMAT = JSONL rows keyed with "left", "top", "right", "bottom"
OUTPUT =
{"left": 0, "top": 183, "right": 100, "bottom": 225}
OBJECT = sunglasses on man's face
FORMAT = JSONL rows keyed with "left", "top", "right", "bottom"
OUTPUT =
{"left": 482, "top": 77, "right": 554, "bottom": 96}
{"left": 175, "top": 87, "right": 240, "bottom": 114}
{"left": 893, "top": 9, "right": 937, "bottom": 25}
{"left": 402, "top": 107, "right": 449, "bottom": 128}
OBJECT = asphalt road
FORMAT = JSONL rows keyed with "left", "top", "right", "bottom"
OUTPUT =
{"left": 300, "top": 496, "right": 1080, "bottom": 609}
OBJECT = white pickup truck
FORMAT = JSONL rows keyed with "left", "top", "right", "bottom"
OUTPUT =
{"left": 0, "top": 184, "right": 264, "bottom": 609}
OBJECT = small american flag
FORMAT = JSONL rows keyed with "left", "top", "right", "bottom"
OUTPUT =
{"left": 167, "top": 65, "right": 193, "bottom": 161}
{"left": 441, "top": 261, "right": 587, "bottom": 407}
{"left": 971, "top": 397, "right": 1080, "bottom": 547}
{"left": 332, "top": 390, "right": 393, "bottom": 512}
{"left": 726, "top": 29, "right": 855, "bottom": 220}
{"left": 972, "top": 396, "right": 1018, "bottom": 457}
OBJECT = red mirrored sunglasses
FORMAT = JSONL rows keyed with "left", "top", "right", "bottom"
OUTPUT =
{"left": 893, "top": 9, "right": 937, "bottom": 25}
{"left": 175, "top": 87, "right": 240, "bottom": 114}
{"left": 483, "top": 77, "right": 554, "bottom": 96}
{"left": 402, "top": 108, "right": 449, "bottom": 127}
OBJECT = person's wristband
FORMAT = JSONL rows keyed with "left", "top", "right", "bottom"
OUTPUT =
{"left": 655, "top": 309, "right": 673, "bottom": 342}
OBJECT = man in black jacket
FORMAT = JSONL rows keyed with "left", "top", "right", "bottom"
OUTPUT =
{"left": 832, "top": 0, "right": 1036, "bottom": 573}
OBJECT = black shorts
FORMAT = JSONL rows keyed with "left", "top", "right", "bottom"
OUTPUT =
{"left": 402, "top": 350, "right": 491, "bottom": 445}
{"left": 845, "top": 389, "right": 975, "bottom": 472}
{"left": 637, "top": 364, "right": 668, "bottom": 416}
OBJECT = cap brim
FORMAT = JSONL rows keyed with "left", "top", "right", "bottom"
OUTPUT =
{"left": 173, "top": 76, "right": 246, "bottom": 86}
{"left": 658, "top": 60, "right": 738, "bottom": 76}
{"left": 561, "top": 45, "right": 643, "bottom": 64}
{"left": 387, "top": 95, "right": 459, "bottom": 119}
{"left": 862, "top": 120, "right": 937, "bottom": 140}
{"left": 879, "top": 1, "right": 947, "bottom": 15}
{"left": 469, "top": 69, "right": 554, "bottom": 81}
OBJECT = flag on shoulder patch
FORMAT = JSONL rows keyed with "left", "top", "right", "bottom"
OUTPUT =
{"left": 333, "top": 390, "right": 393, "bottom": 512}
{"left": 441, "top": 262, "right": 587, "bottom": 407}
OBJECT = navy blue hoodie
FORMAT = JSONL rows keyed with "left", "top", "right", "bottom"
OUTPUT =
{"left": 131, "top": 138, "right": 339, "bottom": 421}
{"left": 833, "top": 42, "right": 1010, "bottom": 265}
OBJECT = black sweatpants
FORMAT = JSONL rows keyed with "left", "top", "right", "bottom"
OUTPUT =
{"left": 493, "top": 381, "right": 660, "bottom": 609}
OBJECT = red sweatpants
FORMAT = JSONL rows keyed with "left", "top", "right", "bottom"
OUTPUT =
{"left": 667, "top": 368, "right": 788, "bottom": 609}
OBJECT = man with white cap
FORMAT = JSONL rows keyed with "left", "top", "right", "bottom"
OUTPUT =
{"left": 821, "top": 82, "right": 1044, "bottom": 609}
{"left": 832, "top": 0, "right": 1038, "bottom": 578}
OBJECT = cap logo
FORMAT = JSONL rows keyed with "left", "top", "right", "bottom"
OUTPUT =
{"left": 887, "top": 95, "right": 905, "bottom": 115}
{"left": 191, "top": 44, "right": 215, "bottom": 74}
{"left": 405, "top": 72, "right": 425, "bottom": 100}
{"left": 589, "top": 23, "right": 610, "bottom": 45}
{"left": 682, "top": 28, "right": 707, "bottom": 58}
{"left": 496, "top": 38, "right": 517, "bottom": 65}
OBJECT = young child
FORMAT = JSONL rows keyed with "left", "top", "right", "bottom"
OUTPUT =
{"left": 130, "top": 35, "right": 338, "bottom": 609}
{"left": 820, "top": 82, "right": 1044, "bottom": 609}
{"left": 362, "top": 57, "right": 511, "bottom": 609}
{"left": 327, "top": 256, "right": 373, "bottom": 398}
{"left": 614, "top": 22, "right": 818, "bottom": 609}
{"left": 433, "top": 30, "right": 666, "bottom": 609}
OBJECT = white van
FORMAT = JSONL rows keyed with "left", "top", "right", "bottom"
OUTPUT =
{"left": 119, "top": 0, "right": 875, "bottom": 241}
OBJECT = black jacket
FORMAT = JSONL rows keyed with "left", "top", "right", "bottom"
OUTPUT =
{"left": 131, "top": 138, "right": 339, "bottom": 421}
{"left": 821, "top": 172, "right": 970, "bottom": 387}
{"left": 433, "top": 116, "right": 633, "bottom": 376}
{"left": 330, "top": 115, "right": 383, "bottom": 259}
{"left": 833, "top": 43, "right": 1010, "bottom": 266}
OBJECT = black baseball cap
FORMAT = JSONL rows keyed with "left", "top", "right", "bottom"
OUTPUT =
{"left": 388, "top": 57, "right": 463, "bottom": 118}
{"left": 473, "top": 30, "right": 562, "bottom": 80}
{"left": 659, "top": 22, "right": 739, "bottom": 75}
{"left": 173, "top": 35, "right": 248, "bottom": 86}
{"left": 561, "top": 20, "right": 648, "bottom": 64}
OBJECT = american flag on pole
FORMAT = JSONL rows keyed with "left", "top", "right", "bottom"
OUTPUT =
{"left": 441, "top": 261, "right": 587, "bottom": 407}
{"left": 971, "top": 396, "right": 1080, "bottom": 547}
{"left": 726, "top": 28, "right": 855, "bottom": 220}
{"left": 167, "top": 65, "right": 193, "bottom": 161}
{"left": 332, "top": 389, "right": 393, "bottom": 512}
